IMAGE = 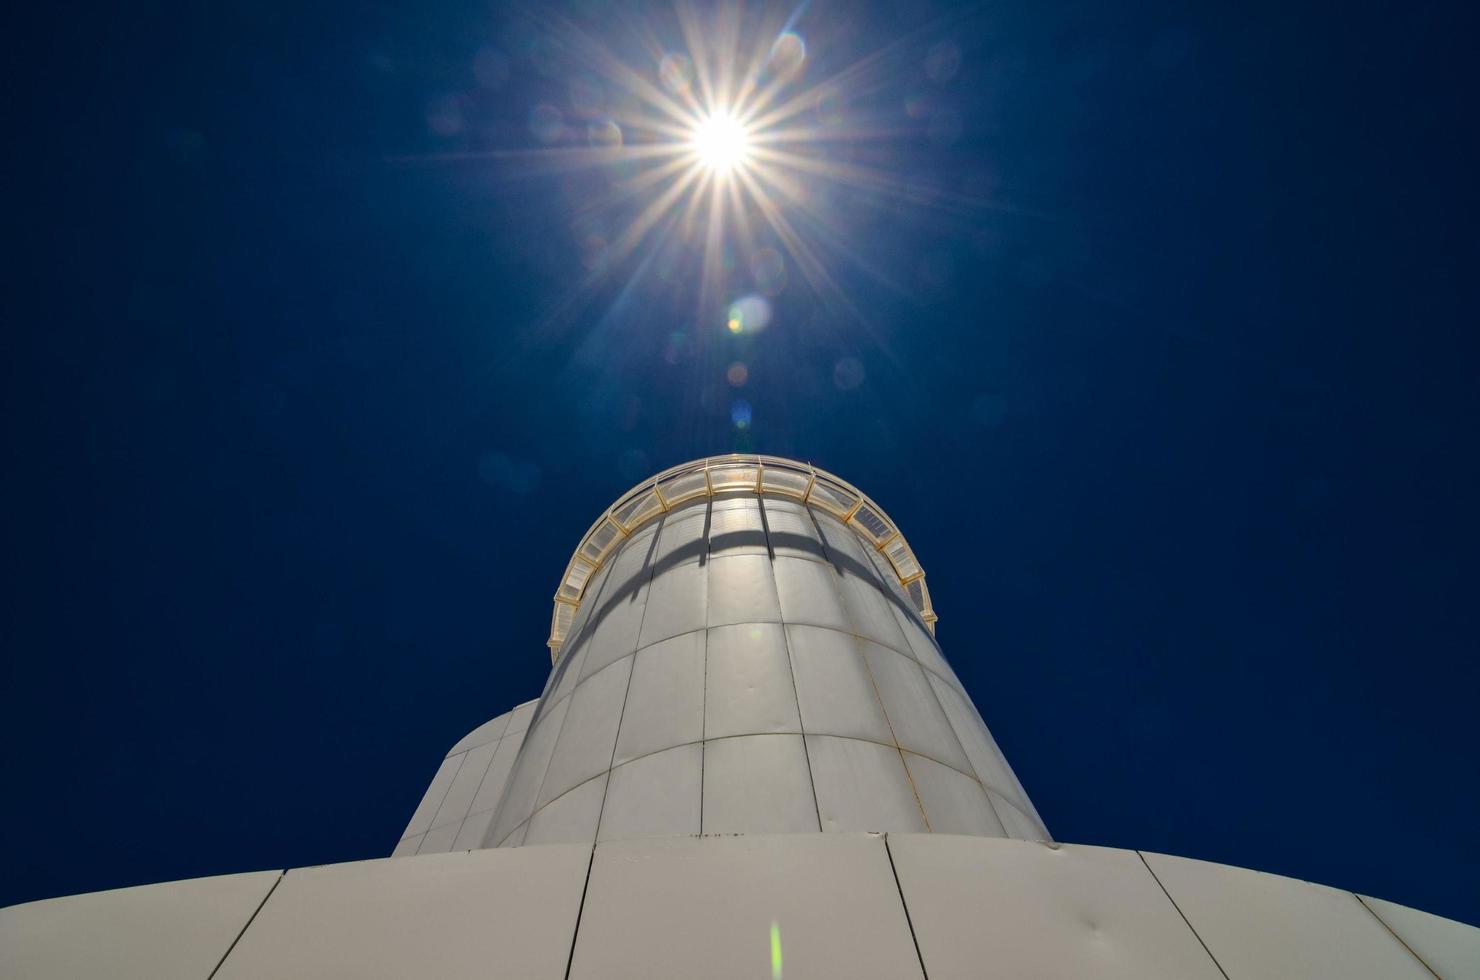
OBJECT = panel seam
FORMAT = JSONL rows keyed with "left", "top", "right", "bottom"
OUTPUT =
{"left": 1354, "top": 894, "right": 1441, "bottom": 978}
{"left": 486, "top": 557, "right": 620, "bottom": 847}
{"left": 444, "top": 708, "right": 512, "bottom": 759}
{"left": 567, "top": 524, "right": 662, "bottom": 842}
{"left": 883, "top": 834, "right": 930, "bottom": 979}
{"left": 804, "top": 501, "right": 928, "bottom": 831}
{"left": 698, "top": 498, "right": 713, "bottom": 837}
{"left": 1135, "top": 851, "right": 1231, "bottom": 980}
{"left": 782, "top": 625, "right": 825, "bottom": 832}
{"left": 515, "top": 525, "right": 653, "bottom": 843}
{"left": 640, "top": 592, "right": 960, "bottom": 700}
{"left": 419, "top": 752, "right": 472, "bottom": 842}
{"left": 859, "top": 648, "right": 932, "bottom": 832}
{"left": 589, "top": 606, "right": 646, "bottom": 843}
{"left": 768, "top": 498, "right": 824, "bottom": 833}
{"left": 699, "top": 622, "right": 708, "bottom": 833}
{"left": 529, "top": 726, "right": 985, "bottom": 817}
{"left": 206, "top": 871, "right": 283, "bottom": 979}
{"left": 562, "top": 843, "right": 599, "bottom": 980}
{"left": 899, "top": 637, "right": 1005, "bottom": 836}
{"left": 464, "top": 732, "right": 525, "bottom": 828}
{"left": 448, "top": 715, "right": 515, "bottom": 845}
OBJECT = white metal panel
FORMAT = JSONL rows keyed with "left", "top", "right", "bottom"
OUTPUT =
{"left": 653, "top": 508, "right": 708, "bottom": 567}
{"left": 598, "top": 743, "right": 702, "bottom": 841}
{"left": 813, "top": 511, "right": 871, "bottom": 567}
{"left": 545, "top": 632, "right": 591, "bottom": 706}
{"left": 709, "top": 494, "right": 758, "bottom": 511}
{"left": 805, "top": 735, "right": 927, "bottom": 833}
{"left": 1359, "top": 894, "right": 1480, "bottom": 979}
{"left": 861, "top": 642, "right": 972, "bottom": 773}
{"left": 1142, "top": 851, "right": 1435, "bottom": 980}
{"left": 837, "top": 565, "right": 911, "bottom": 652}
{"left": 704, "top": 623, "right": 801, "bottom": 739}
{"left": 706, "top": 554, "right": 783, "bottom": 627}
{"left": 469, "top": 727, "right": 525, "bottom": 815}
{"left": 605, "top": 522, "right": 657, "bottom": 582}
{"left": 579, "top": 534, "right": 652, "bottom": 668}
{"left": 539, "top": 657, "right": 633, "bottom": 807}
{"left": 390, "top": 834, "right": 422, "bottom": 857}
{"left": 987, "top": 790, "right": 1050, "bottom": 841}
{"left": 415, "top": 822, "right": 459, "bottom": 854}
{"left": 663, "top": 496, "right": 712, "bottom": 518}
{"left": 636, "top": 559, "right": 707, "bottom": 648}
{"left": 762, "top": 498, "right": 827, "bottom": 560}
{"left": 621, "top": 521, "right": 660, "bottom": 549}
{"left": 504, "top": 699, "right": 539, "bottom": 735}
{"left": 488, "top": 696, "right": 570, "bottom": 847}
{"left": 774, "top": 556, "right": 852, "bottom": 631}
{"left": 525, "top": 774, "right": 609, "bottom": 846}
{"left": 446, "top": 710, "right": 512, "bottom": 756}
{"left": 563, "top": 558, "right": 615, "bottom": 647}
{"left": 402, "top": 753, "right": 464, "bottom": 839}
{"left": 578, "top": 579, "right": 649, "bottom": 682}
{"left": 890, "top": 835, "right": 1226, "bottom": 980}
{"left": 451, "top": 809, "right": 495, "bottom": 851}
{"left": 786, "top": 625, "right": 894, "bottom": 744}
{"left": 926, "top": 671, "right": 1037, "bottom": 817}
{"left": 570, "top": 834, "right": 924, "bottom": 980}
{"left": 499, "top": 820, "right": 528, "bottom": 848}
{"left": 213, "top": 848, "right": 590, "bottom": 980}
{"left": 0, "top": 870, "right": 282, "bottom": 980}
{"left": 903, "top": 752, "right": 1006, "bottom": 838}
{"left": 613, "top": 630, "right": 705, "bottom": 765}
{"left": 708, "top": 498, "right": 768, "bottom": 555}
{"left": 889, "top": 601, "right": 959, "bottom": 683}
{"left": 701, "top": 734, "right": 820, "bottom": 835}
{"left": 864, "top": 545, "right": 913, "bottom": 604}
{"left": 430, "top": 738, "right": 499, "bottom": 830}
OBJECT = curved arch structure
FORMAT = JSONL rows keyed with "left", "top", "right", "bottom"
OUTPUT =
{"left": 550, "top": 454, "right": 936, "bottom": 657}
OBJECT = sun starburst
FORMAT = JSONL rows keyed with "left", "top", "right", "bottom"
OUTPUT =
{"left": 689, "top": 111, "right": 751, "bottom": 174}
{"left": 404, "top": 3, "right": 976, "bottom": 341}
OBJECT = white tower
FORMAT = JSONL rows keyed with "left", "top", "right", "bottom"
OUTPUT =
{"left": 401, "top": 454, "right": 1046, "bottom": 852}
{"left": 5, "top": 455, "right": 1476, "bottom": 980}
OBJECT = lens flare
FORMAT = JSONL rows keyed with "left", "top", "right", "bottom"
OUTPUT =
{"left": 690, "top": 111, "right": 751, "bottom": 174}
{"left": 402, "top": 6, "right": 964, "bottom": 338}
{"left": 726, "top": 294, "right": 772, "bottom": 334}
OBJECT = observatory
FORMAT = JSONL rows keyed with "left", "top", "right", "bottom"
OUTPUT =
{"left": 4, "top": 455, "right": 1477, "bottom": 978}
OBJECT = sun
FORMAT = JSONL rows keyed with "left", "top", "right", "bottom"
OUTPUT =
{"left": 689, "top": 111, "right": 751, "bottom": 174}
{"left": 442, "top": 9, "right": 918, "bottom": 322}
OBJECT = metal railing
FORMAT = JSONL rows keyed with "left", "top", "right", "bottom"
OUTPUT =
{"left": 548, "top": 455, "right": 935, "bottom": 658}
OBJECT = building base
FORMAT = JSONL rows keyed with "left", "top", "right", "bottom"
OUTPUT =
{"left": 3, "top": 834, "right": 1476, "bottom": 979}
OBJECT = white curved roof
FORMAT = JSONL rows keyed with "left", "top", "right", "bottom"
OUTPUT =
{"left": 548, "top": 454, "right": 936, "bottom": 657}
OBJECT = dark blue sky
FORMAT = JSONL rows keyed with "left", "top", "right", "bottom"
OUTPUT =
{"left": 5, "top": 0, "right": 1477, "bottom": 923}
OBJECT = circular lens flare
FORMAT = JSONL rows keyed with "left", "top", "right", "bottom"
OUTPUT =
{"left": 690, "top": 111, "right": 751, "bottom": 173}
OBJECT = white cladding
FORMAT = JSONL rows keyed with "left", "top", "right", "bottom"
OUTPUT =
{"left": 10, "top": 453, "right": 1473, "bottom": 979}
{"left": 7, "top": 837, "right": 1476, "bottom": 980}
{"left": 392, "top": 699, "right": 537, "bottom": 857}
{"left": 476, "top": 493, "right": 1046, "bottom": 848}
